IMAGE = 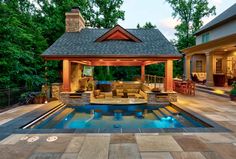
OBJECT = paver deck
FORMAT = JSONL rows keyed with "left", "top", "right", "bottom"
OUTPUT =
{"left": 0, "top": 91, "right": 236, "bottom": 158}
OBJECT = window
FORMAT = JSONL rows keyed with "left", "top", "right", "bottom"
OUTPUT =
{"left": 216, "top": 58, "right": 223, "bottom": 73}
{"left": 196, "top": 60, "right": 203, "bottom": 72}
{"left": 202, "top": 33, "right": 210, "bottom": 43}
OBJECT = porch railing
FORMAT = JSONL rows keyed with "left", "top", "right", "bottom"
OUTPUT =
{"left": 145, "top": 74, "right": 164, "bottom": 89}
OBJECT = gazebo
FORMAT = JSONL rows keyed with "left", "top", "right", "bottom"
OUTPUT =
{"left": 42, "top": 8, "right": 181, "bottom": 103}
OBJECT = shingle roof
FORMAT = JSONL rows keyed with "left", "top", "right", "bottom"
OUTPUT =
{"left": 42, "top": 28, "right": 181, "bottom": 57}
{"left": 195, "top": 3, "right": 236, "bottom": 35}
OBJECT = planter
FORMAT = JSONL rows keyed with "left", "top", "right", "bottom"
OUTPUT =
{"left": 33, "top": 96, "right": 46, "bottom": 104}
{"left": 213, "top": 74, "right": 226, "bottom": 87}
{"left": 230, "top": 94, "right": 236, "bottom": 101}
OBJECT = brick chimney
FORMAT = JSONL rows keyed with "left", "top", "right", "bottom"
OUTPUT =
{"left": 65, "top": 7, "right": 85, "bottom": 32}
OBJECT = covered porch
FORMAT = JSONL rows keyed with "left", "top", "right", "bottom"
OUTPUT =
{"left": 45, "top": 56, "right": 180, "bottom": 105}
{"left": 59, "top": 56, "right": 176, "bottom": 93}
{"left": 183, "top": 33, "right": 236, "bottom": 87}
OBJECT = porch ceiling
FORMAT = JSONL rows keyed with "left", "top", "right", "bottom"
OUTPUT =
{"left": 44, "top": 55, "right": 181, "bottom": 66}
{"left": 71, "top": 59, "right": 163, "bottom": 66}
{"left": 182, "top": 33, "right": 236, "bottom": 54}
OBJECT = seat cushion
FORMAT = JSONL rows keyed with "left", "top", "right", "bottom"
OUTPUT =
{"left": 135, "top": 94, "right": 143, "bottom": 99}
{"left": 127, "top": 89, "right": 139, "bottom": 93}
{"left": 128, "top": 93, "right": 136, "bottom": 96}
{"left": 94, "top": 90, "right": 100, "bottom": 96}
{"left": 117, "top": 93, "right": 124, "bottom": 96}
{"left": 116, "top": 89, "right": 123, "bottom": 93}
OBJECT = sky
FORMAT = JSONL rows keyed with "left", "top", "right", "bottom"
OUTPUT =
{"left": 118, "top": 0, "right": 236, "bottom": 40}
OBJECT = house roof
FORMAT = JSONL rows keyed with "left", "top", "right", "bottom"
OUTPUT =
{"left": 195, "top": 3, "right": 236, "bottom": 36}
{"left": 42, "top": 26, "right": 181, "bottom": 58}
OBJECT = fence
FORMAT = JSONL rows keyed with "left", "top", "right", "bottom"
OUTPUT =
{"left": 0, "top": 87, "right": 28, "bottom": 108}
{"left": 145, "top": 74, "right": 165, "bottom": 89}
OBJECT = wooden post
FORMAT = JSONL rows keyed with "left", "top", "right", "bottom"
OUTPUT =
{"left": 185, "top": 55, "right": 191, "bottom": 80}
{"left": 141, "top": 65, "right": 145, "bottom": 82}
{"left": 62, "top": 59, "right": 71, "bottom": 92}
{"left": 164, "top": 60, "right": 173, "bottom": 92}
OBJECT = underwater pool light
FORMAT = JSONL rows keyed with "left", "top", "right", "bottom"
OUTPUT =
{"left": 114, "top": 110, "right": 123, "bottom": 120}
{"left": 161, "top": 116, "right": 174, "bottom": 121}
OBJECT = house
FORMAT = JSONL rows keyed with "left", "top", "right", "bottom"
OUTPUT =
{"left": 182, "top": 3, "right": 236, "bottom": 87}
{"left": 42, "top": 7, "right": 181, "bottom": 104}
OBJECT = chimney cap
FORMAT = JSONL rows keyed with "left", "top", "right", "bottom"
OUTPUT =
{"left": 71, "top": 6, "right": 80, "bottom": 13}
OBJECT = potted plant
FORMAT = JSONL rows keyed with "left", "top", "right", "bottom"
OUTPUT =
{"left": 34, "top": 93, "right": 46, "bottom": 104}
{"left": 230, "top": 81, "right": 236, "bottom": 101}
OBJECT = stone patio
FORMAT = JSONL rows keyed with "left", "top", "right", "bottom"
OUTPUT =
{"left": 0, "top": 91, "right": 236, "bottom": 159}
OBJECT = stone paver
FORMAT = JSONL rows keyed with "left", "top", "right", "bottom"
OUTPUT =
{"left": 140, "top": 152, "right": 173, "bottom": 159}
{"left": 173, "top": 135, "right": 210, "bottom": 151}
{"left": 171, "top": 152, "right": 207, "bottom": 159}
{"left": 201, "top": 152, "right": 222, "bottom": 159}
{"left": 0, "top": 104, "right": 43, "bottom": 126}
{"left": 109, "top": 143, "right": 141, "bottom": 159}
{"left": 29, "top": 152, "right": 62, "bottom": 159}
{"left": 196, "top": 133, "right": 236, "bottom": 143}
{"left": 60, "top": 153, "right": 78, "bottom": 159}
{"left": 110, "top": 134, "right": 136, "bottom": 144}
{"left": 77, "top": 135, "right": 110, "bottom": 159}
{"left": 207, "top": 143, "right": 236, "bottom": 159}
{"left": 64, "top": 136, "right": 85, "bottom": 153}
{"left": 136, "top": 135, "right": 183, "bottom": 152}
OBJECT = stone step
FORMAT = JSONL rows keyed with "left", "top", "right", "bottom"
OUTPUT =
{"left": 165, "top": 106, "right": 179, "bottom": 115}
{"left": 152, "top": 110, "right": 165, "bottom": 119}
{"left": 196, "top": 87, "right": 229, "bottom": 98}
{"left": 159, "top": 108, "right": 172, "bottom": 116}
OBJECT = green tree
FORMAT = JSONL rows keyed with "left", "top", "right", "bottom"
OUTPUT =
{"left": 166, "top": 0, "right": 216, "bottom": 50}
{"left": 0, "top": 1, "right": 47, "bottom": 89}
{"left": 137, "top": 22, "right": 156, "bottom": 29}
{"left": 91, "top": 0, "right": 125, "bottom": 28}
{"left": 166, "top": 0, "right": 216, "bottom": 77}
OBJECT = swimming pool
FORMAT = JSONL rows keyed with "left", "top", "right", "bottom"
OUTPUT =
{"left": 29, "top": 104, "right": 211, "bottom": 130}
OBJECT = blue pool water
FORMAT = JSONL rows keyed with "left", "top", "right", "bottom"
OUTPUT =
{"left": 32, "top": 105, "right": 209, "bottom": 129}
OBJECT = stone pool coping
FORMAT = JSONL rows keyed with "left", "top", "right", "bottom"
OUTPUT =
{"left": 0, "top": 101, "right": 230, "bottom": 139}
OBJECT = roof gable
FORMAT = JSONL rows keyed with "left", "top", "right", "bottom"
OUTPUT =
{"left": 95, "top": 25, "right": 142, "bottom": 42}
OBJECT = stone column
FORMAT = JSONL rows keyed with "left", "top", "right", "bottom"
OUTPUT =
{"left": 164, "top": 60, "right": 173, "bottom": 92}
{"left": 51, "top": 83, "right": 62, "bottom": 99}
{"left": 62, "top": 59, "right": 71, "bottom": 92}
{"left": 141, "top": 65, "right": 145, "bottom": 82}
{"left": 184, "top": 55, "right": 191, "bottom": 80}
{"left": 206, "top": 52, "right": 214, "bottom": 86}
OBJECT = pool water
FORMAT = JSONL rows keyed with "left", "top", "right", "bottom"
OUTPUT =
{"left": 31, "top": 105, "right": 209, "bottom": 129}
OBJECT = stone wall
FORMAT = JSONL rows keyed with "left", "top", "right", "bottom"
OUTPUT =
{"left": 60, "top": 91, "right": 91, "bottom": 106}
{"left": 168, "top": 92, "right": 177, "bottom": 102}
{"left": 51, "top": 83, "right": 62, "bottom": 99}
{"left": 147, "top": 91, "right": 177, "bottom": 104}
{"left": 70, "top": 63, "right": 83, "bottom": 92}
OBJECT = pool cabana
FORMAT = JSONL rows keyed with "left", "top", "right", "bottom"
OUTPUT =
{"left": 42, "top": 8, "right": 182, "bottom": 103}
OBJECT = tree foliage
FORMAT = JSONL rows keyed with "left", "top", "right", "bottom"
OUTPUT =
{"left": 166, "top": 0, "right": 216, "bottom": 50}
{"left": 0, "top": 0, "right": 125, "bottom": 89}
{"left": 137, "top": 22, "right": 156, "bottom": 29}
{"left": 166, "top": 0, "right": 216, "bottom": 77}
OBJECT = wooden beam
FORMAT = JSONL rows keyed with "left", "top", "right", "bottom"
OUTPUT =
{"left": 90, "top": 61, "right": 143, "bottom": 66}
{"left": 71, "top": 60, "right": 91, "bottom": 65}
{"left": 141, "top": 65, "right": 145, "bottom": 82}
